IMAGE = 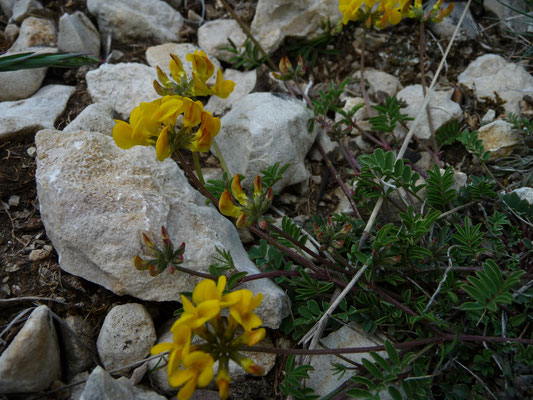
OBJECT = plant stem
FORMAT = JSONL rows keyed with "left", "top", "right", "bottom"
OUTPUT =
{"left": 358, "top": 28, "right": 374, "bottom": 119}
{"left": 212, "top": 138, "right": 230, "bottom": 175}
{"left": 192, "top": 152, "right": 205, "bottom": 185}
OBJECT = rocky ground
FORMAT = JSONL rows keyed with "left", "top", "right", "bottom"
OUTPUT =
{"left": 0, "top": 0, "right": 532, "bottom": 399}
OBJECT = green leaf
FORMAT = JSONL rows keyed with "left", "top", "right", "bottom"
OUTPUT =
{"left": 0, "top": 52, "right": 99, "bottom": 71}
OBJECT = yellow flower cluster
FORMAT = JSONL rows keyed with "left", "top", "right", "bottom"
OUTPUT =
{"left": 151, "top": 276, "right": 266, "bottom": 400}
{"left": 339, "top": 0, "right": 454, "bottom": 28}
{"left": 112, "top": 51, "right": 235, "bottom": 161}
{"left": 218, "top": 174, "right": 274, "bottom": 228}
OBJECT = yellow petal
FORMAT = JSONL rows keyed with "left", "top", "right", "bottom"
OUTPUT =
{"left": 150, "top": 342, "right": 175, "bottom": 355}
{"left": 231, "top": 174, "right": 248, "bottom": 205}
{"left": 192, "top": 278, "right": 218, "bottom": 305}
{"left": 220, "top": 290, "right": 241, "bottom": 308}
{"left": 195, "top": 299, "right": 220, "bottom": 324}
{"left": 170, "top": 53, "right": 186, "bottom": 82}
{"left": 170, "top": 368, "right": 195, "bottom": 388}
{"left": 155, "top": 126, "right": 171, "bottom": 161}
{"left": 112, "top": 120, "right": 136, "bottom": 149}
{"left": 177, "top": 378, "right": 197, "bottom": 400}
{"left": 218, "top": 191, "right": 244, "bottom": 218}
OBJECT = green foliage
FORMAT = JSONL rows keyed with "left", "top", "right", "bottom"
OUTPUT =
{"left": 457, "top": 130, "right": 490, "bottom": 162}
{"left": 0, "top": 52, "right": 99, "bottom": 71}
{"left": 508, "top": 112, "right": 533, "bottom": 136}
{"left": 209, "top": 247, "right": 236, "bottom": 275}
{"left": 436, "top": 119, "right": 463, "bottom": 147}
{"left": 461, "top": 176, "right": 497, "bottom": 201}
{"left": 452, "top": 217, "right": 486, "bottom": 260}
{"left": 205, "top": 171, "right": 232, "bottom": 201}
{"left": 222, "top": 38, "right": 268, "bottom": 70}
{"left": 425, "top": 165, "right": 457, "bottom": 211}
{"left": 271, "top": 216, "right": 308, "bottom": 249}
{"left": 280, "top": 356, "right": 319, "bottom": 399}
{"left": 357, "top": 149, "right": 424, "bottom": 198}
{"left": 369, "top": 96, "right": 413, "bottom": 133}
{"left": 282, "top": 268, "right": 334, "bottom": 301}
{"left": 308, "top": 77, "right": 353, "bottom": 133}
{"left": 461, "top": 259, "right": 525, "bottom": 312}
{"left": 501, "top": 191, "right": 533, "bottom": 218}
{"left": 260, "top": 162, "right": 290, "bottom": 190}
{"left": 347, "top": 341, "right": 431, "bottom": 399}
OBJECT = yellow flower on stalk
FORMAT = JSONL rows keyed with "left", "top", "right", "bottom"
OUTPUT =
{"left": 150, "top": 324, "right": 191, "bottom": 380}
{"left": 218, "top": 175, "right": 274, "bottom": 228}
{"left": 215, "top": 367, "right": 231, "bottom": 400}
{"left": 192, "top": 276, "right": 241, "bottom": 308}
{"left": 113, "top": 99, "right": 176, "bottom": 161}
{"left": 210, "top": 69, "right": 235, "bottom": 99}
{"left": 188, "top": 111, "right": 221, "bottom": 152}
{"left": 229, "top": 289, "right": 264, "bottom": 332}
{"left": 242, "top": 327, "right": 266, "bottom": 346}
{"left": 375, "top": 0, "right": 404, "bottom": 29}
{"left": 170, "top": 53, "right": 186, "bottom": 82}
{"left": 186, "top": 50, "right": 215, "bottom": 84}
{"left": 170, "top": 351, "right": 215, "bottom": 400}
{"left": 339, "top": 0, "right": 364, "bottom": 24}
{"left": 175, "top": 295, "right": 220, "bottom": 329}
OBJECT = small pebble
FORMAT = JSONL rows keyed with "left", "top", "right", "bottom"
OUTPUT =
{"left": 480, "top": 109, "right": 496, "bottom": 126}
{"left": 4, "top": 24, "right": 19, "bottom": 42}
{"left": 27, "top": 146, "right": 36, "bottom": 157}
{"left": 8, "top": 195, "right": 20, "bottom": 207}
{"left": 43, "top": 244, "right": 53, "bottom": 252}
{"left": 29, "top": 249, "right": 50, "bottom": 262}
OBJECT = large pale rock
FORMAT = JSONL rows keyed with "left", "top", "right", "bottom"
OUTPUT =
{"left": 197, "top": 19, "right": 247, "bottom": 62}
{"left": 354, "top": 69, "right": 402, "bottom": 98}
{"left": 477, "top": 120, "right": 521, "bottom": 159}
{"left": 513, "top": 187, "right": 533, "bottom": 204}
{"left": 251, "top": 0, "right": 342, "bottom": 54}
{"left": 97, "top": 303, "right": 156, "bottom": 371}
{"left": 80, "top": 366, "right": 167, "bottom": 400}
{"left": 86, "top": 63, "right": 158, "bottom": 119}
{"left": 0, "top": 305, "right": 61, "bottom": 393}
{"left": 458, "top": 54, "right": 533, "bottom": 115}
{"left": 145, "top": 42, "right": 221, "bottom": 86}
{"left": 206, "top": 69, "right": 257, "bottom": 115}
{"left": 307, "top": 324, "right": 388, "bottom": 398}
{"left": 64, "top": 102, "right": 116, "bottom": 135}
{"left": 87, "top": 0, "right": 183, "bottom": 45}
{"left": 396, "top": 84, "right": 462, "bottom": 140}
{"left": 0, "top": 50, "right": 47, "bottom": 101}
{"left": 217, "top": 92, "right": 318, "bottom": 190}
{"left": 11, "top": 0, "right": 43, "bottom": 23}
{"left": 35, "top": 129, "right": 289, "bottom": 328}
{"left": 0, "top": 0, "right": 16, "bottom": 18}
{"left": 0, "top": 84, "right": 75, "bottom": 140}
{"left": 9, "top": 16, "right": 56, "bottom": 51}
{"left": 58, "top": 11, "right": 100, "bottom": 56}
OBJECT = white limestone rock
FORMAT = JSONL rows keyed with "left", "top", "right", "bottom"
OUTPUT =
{"left": 217, "top": 92, "right": 318, "bottom": 190}
{"left": 9, "top": 16, "right": 56, "bottom": 51}
{"left": 197, "top": 19, "right": 247, "bottom": 62}
{"left": 34, "top": 129, "right": 289, "bottom": 328}
{"left": 11, "top": 0, "right": 43, "bottom": 24}
{"left": 458, "top": 54, "right": 533, "bottom": 115}
{"left": 513, "top": 187, "right": 533, "bottom": 204}
{"left": 206, "top": 68, "right": 257, "bottom": 116}
{"left": 0, "top": 84, "right": 75, "bottom": 140}
{"left": 251, "top": 0, "right": 342, "bottom": 54}
{"left": 477, "top": 119, "right": 521, "bottom": 159}
{"left": 0, "top": 0, "right": 16, "bottom": 18}
{"left": 64, "top": 103, "right": 116, "bottom": 135}
{"left": 396, "top": 84, "right": 463, "bottom": 140}
{"left": 307, "top": 324, "right": 389, "bottom": 398}
{"left": 86, "top": 63, "right": 158, "bottom": 119}
{"left": 428, "top": 1, "right": 478, "bottom": 40}
{"left": 354, "top": 69, "right": 403, "bottom": 98}
{"left": 96, "top": 303, "right": 156, "bottom": 371}
{"left": 145, "top": 42, "right": 221, "bottom": 87}
{"left": 87, "top": 0, "right": 183, "bottom": 45}
{"left": 0, "top": 305, "right": 61, "bottom": 393}
{"left": 58, "top": 11, "right": 100, "bottom": 56}
{"left": 0, "top": 49, "right": 48, "bottom": 101}
{"left": 80, "top": 366, "right": 167, "bottom": 400}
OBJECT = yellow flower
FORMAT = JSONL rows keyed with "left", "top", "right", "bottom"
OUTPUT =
{"left": 155, "top": 126, "right": 171, "bottom": 161}
{"left": 170, "top": 351, "right": 215, "bottom": 400}
{"left": 242, "top": 327, "right": 266, "bottom": 346}
{"left": 175, "top": 295, "right": 220, "bottom": 329}
{"left": 229, "top": 289, "right": 263, "bottom": 332}
{"left": 150, "top": 324, "right": 191, "bottom": 380}
{"left": 191, "top": 275, "right": 241, "bottom": 308}
{"left": 375, "top": 0, "right": 403, "bottom": 29}
{"left": 188, "top": 111, "right": 221, "bottom": 152}
{"left": 210, "top": 69, "right": 235, "bottom": 99}
{"left": 113, "top": 99, "right": 164, "bottom": 149}
{"left": 181, "top": 98, "right": 203, "bottom": 127}
{"left": 339, "top": 0, "right": 364, "bottom": 24}
{"left": 170, "top": 53, "right": 186, "bottom": 82}
{"left": 186, "top": 50, "right": 215, "bottom": 83}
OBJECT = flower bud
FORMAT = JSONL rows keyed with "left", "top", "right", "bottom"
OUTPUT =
{"left": 236, "top": 213, "right": 248, "bottom": 228}
{"left": 133, "top": 255, "right": 148, "bottom": 270}
{"left": 161, "top": 225, "right": 172, "bottom": 246}
{"left": 253, "top": 175, "right": 262, "bottom": 196}
{"left": 153, "top": 80, "right": 169, "bottom": 96}
{"left": 156, "top": 65, "right": 171, "bottom": 86}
